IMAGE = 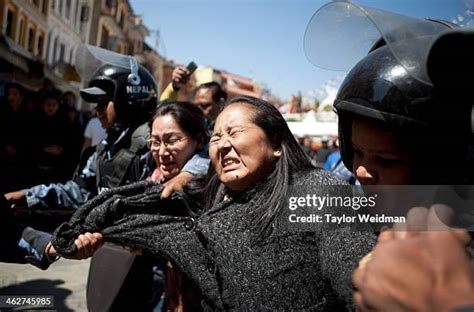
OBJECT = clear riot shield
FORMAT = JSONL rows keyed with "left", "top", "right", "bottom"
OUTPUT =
{"left": 304, "top": 0, "right": 473, "bottom": 86}
{"left": 75, "top": 44, "right": 140, "bottom": 84}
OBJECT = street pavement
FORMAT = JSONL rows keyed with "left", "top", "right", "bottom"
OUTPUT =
{"left": 0, "top": 258, "right": 90, "bottom": 311}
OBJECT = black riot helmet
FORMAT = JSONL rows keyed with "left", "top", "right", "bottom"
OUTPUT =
{"left": 334, "top": 43, "right": 473, "bottom": 183}
{"left": 77, "top": 44, "right": 158, "bottom": 125}
{"left": 305, "top": 1, "right": 474, "bottom": 183}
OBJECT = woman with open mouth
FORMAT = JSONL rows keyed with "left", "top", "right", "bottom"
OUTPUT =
{"left": 53, "top": 96, "right": 373, "bottom": 311}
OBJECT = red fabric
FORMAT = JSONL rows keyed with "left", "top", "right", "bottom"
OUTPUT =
{"left": 147, "top": 168, "right": 165, "bottom": 184}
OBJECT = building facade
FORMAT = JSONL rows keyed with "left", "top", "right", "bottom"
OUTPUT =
{"left": 0, "top": 0, "right": 160, "bottom": 107}
{"left": 45, "top": 0, "right": 93, "bottom": 94}
{"left": 89, "top": 0, "right": 140, "bottom": 54}
{"left": 0, "top": 0, "right": 49, "bottom": 90}
{"left": 195, "top": 66, "right": 262, "bottom": 100}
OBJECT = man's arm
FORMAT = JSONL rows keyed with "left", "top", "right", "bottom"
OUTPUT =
{"left": 181, "top": 145, "right": 210, "bottom": 177}
{"left": 1, "top": 224, "right": 103, "bottom": 270}
{"left": 5, "top": 151, "right": 97, "bottom": 210}
{"left": 159, "top": 65, "right": 191, "bottom": 101}
{"left": 22, "top": 180, "right": 91, "bottom": 210}
{"left": 0, "top": 225, "right": 52, "bottom": 269}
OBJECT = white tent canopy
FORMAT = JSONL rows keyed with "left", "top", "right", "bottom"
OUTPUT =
{"left": 286, "top": 120, "right": 338, "bottom": 137}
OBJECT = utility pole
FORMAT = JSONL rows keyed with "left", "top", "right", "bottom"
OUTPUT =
{"left": 149, "top": 29, "right": 166, "bottom": 57}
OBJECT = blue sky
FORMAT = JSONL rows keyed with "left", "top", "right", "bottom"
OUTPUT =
{"left": 130, "top": 0, "right": 470, "bottom": 101}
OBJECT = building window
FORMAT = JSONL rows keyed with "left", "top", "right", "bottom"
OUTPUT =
{"left": 65, "top": 0, "right": 71, "bottom": 19}
{"left": 42, "top": 0, "right": 49, "bottom": 14}
{"left": 6, "top": 8, "right": 15, "bottom": 39}
{"left": 80, "top": 6, "right": 89, "bottom": 22}
{"left": 79, "top": 6, "right": 89, "bottom": 34}
{"left": 28, "top": 27, "right": 35, "bottom": 52}
{"left": 60, "top": 44, "right": 65, "bottom": 62}
{"left": 118, "top": 10, "right": 126, "bottom": 29}
{"left": 100, "top": 26, "right": 109, "bottom": 49}
{"left": 105, "top": 0, "right": 115, "bottom": 8}
{"left": 37, "top": 32, "right": 44, "bottom": 58}
{"left": 74, "top": 0, "right": 80, "bottom": 30}
{"left": 53, "top": 36, "right": 59, "bottom": 63}
{"left": 18, "top": 17, "right": 26, "bottom": 45}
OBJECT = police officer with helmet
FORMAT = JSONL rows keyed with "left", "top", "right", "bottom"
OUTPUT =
{"left": 304, "top": 0, "right": 474, "bottom": 184}
{"left": 5, "top": 45, "right": 209, "bottom": 311}
{"left": 305, "top": 1, "right": 474, "bottom": 310}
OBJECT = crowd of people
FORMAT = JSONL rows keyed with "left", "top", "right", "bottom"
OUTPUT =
{"left": 0, "top": 83, "right": 106, "bottom": 193}
{"left": 1, "top": 1, "right": 474, "bottom": 311}
{"left": 0, "top": 79, "right": 338, "bottom": 193}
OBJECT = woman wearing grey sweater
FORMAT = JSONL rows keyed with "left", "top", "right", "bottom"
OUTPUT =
{"left": 53, "top": 96, "right": 375, "bottom": 311}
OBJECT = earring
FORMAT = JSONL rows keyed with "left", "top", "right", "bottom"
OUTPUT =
{"left": 274, "top": 150, "right": 282, "bottom": 157}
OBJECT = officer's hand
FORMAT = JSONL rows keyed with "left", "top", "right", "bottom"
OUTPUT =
{"left": 381, "top": 204, "right": 469, "bottom": 243}
{"left": 354, "top": 205, "right": 473, "bottom": 312}
{"left": 4, "top": 191, "right": 27, "bottom": 211}
{"left": 353, "top": 230, "right": 474, "bottom": 312}
{"left": 47, "top": 232, "right": 104, "bottom": 260}
{"left": 161, "top": 171, "right": 193, "bottom": 198}
{"left": 172, "top": 66, "right": 191, "bottom": 90}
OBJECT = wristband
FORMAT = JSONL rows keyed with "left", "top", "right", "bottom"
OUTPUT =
{"left": 44, "top": 243, "right": 61, "bottom": 263}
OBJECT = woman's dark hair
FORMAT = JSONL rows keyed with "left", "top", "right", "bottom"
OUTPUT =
{"left": 149, "top": 101, "right": 208, "bottom": 144}
{"left": 203, "top": 96, "right": 314, "bottom": 239}
{"left": 195, "top": 82, "right": 227, "bottom": 102}
{"left": 62, "top": 91, "right": 76, "bottom": 99}
{"left": 4, "top": 82, "right": 25, "bottom": 96}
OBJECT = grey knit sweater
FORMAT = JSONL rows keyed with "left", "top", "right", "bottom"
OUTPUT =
{"left": 53, "top": 169, "right": 375, "bottom": 311}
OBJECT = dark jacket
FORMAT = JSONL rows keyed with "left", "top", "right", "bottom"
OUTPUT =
{"left": 53, "top": 168, "right": 376, "bottom": 311}
{"left": 31, "top": 112, "right": 73, "bottom": 184}
{"left": 24, "top": 124, "right": 155, "bottom": 312}
{"left": 26, "top": 123, "right": 210, "bottom": 312}
{"left": 0, "top": 195, "right": 54, "bottom": 269}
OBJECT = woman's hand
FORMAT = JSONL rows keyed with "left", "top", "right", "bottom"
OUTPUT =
{"left": 161, "top": 171, "right": 193, "bottom": 198}
{"left": 47, "top": 232, "right": 104, "bottom": 260}
{"left": 4, "top": 191, "right": 27, "bottom": 211}
{"left": 380, "top": 204, "right": 468, "bottom": 242}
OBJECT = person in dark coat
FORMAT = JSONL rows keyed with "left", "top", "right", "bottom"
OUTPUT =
{"left": 31, "top": 90, "right": 73, "bottom": 184}
{"left": 303, "top": 2, "right": 474, "bottom": 310}
{"left": 5, "top": 45, "right": 210, "bottom": 312}
{"left": 53, "top": 96, "right": 376, "bottom": 311}
{"left": 0, "top": 82, "right": 32, "bottom": 192}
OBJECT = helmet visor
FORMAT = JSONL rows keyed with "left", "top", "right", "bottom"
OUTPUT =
{"left": 304, "top": 1, "right": 467, "bottom": 85}
{"left": 75, "top": 44, "right": 135, "bottom": 81}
